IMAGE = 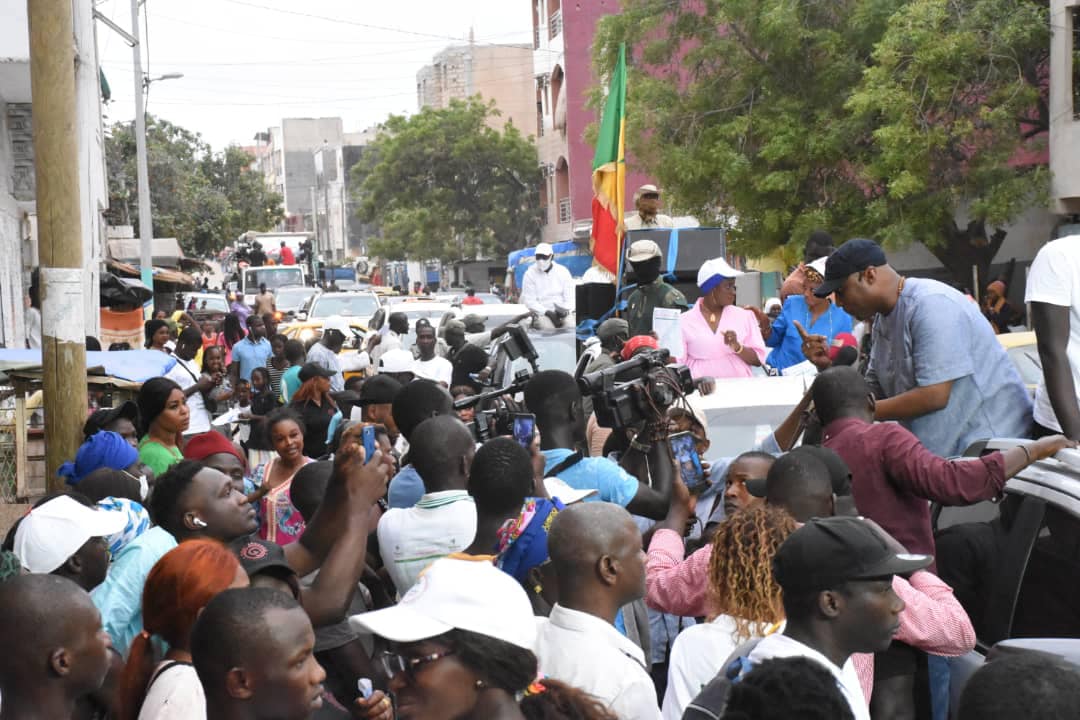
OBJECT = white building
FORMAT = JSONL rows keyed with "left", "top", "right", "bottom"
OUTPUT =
{"left": 0, "top": 0, "right": 106, "bottom": 348}
{"left": 1050, "top": 0, "right": 1080, "bottom": 216}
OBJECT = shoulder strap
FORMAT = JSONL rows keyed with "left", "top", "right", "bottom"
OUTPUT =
{"left": 547, "top": 451, "right": 583, "bottom": 477}
{"left": 147, "top": 660, "right": 190, "bottom": 689}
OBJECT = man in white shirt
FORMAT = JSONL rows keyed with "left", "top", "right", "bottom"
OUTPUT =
{"left": 377, "top": 415, "right": 476, "bottom": 596}
{"left": 746, "top": 516, "right": 933, "bottom": 720}
{"left": 1026, "top": 235, "right": 1080, "bottom": 439}
{"left": 411, "top": 320, "right": 452, "bottom": 387}
{"left": 369, "top": 312, "right": 407, "bottom": 367}
{"left": 307, "top": 315, "right": 370, "bottom": 393}
{"left": 534, "top": 502, "right": 661, "bottom": 720}
{"left": 165, "top": 326, "right": 213, "bottom": 435}
{"left": 521, "top": 242, "right": 575, "bottom": 330}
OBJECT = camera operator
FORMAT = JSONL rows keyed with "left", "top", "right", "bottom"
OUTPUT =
{"left": 524, "top": 370, "right": 674, "bottom": 520}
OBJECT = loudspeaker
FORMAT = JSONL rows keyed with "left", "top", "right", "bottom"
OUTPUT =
{"left": 625, "top": 227, "right": 727, "bottom": 282}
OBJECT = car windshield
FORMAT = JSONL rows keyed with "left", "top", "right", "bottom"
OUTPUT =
{"left": 309, "top": 294, "right": 379, "bottom": 319}
{"left": 188, "top": 295, "right": 228, "bottom": 312}
{"left": 244, "top": 267, "right": 304, "bottom": 291}
{"left": 276, "top": 288, "right": 316, "bottom": 312}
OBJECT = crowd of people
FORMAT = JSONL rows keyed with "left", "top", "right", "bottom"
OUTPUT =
{"left": 3, "top": 232, "right": 1080, "bottom": 720}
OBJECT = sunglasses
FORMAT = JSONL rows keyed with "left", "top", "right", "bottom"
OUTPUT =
{"left": 378, "top": 649, "right": 456, "bottom": 680}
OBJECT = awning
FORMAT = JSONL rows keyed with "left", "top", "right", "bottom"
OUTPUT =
{"left": 105, "top": 259, "right": 196, "bottom": 287}
{"left": 107, "top": 237, "right": 185, "bottom": 266}
{"left": 0, "top": 349, "right": 176, "bottom": 386}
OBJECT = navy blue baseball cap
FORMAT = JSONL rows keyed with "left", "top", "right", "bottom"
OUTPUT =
{"left": 814, "top": 239, "right": 887, "bottom": 297}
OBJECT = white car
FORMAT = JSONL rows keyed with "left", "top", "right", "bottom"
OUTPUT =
{"left": 299, "top": 291, "right": 381, "bottom": 328}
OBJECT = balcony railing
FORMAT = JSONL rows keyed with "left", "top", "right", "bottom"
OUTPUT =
{"left": 558, "top": 197, "right": 571, "bottom": 224}
{"left": 534, "top": 26, "right": 541, "bottom": 49}
{"left": 549, "top": 10, "right": 562, "bottom": 39}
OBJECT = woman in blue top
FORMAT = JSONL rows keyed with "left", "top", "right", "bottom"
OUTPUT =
{"left": 765, "top": 256, "right": 852, "bottom": 372}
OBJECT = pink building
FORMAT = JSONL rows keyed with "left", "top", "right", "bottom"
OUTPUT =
{"left": 532, "top": 0, "right": 654, "bottom": 245}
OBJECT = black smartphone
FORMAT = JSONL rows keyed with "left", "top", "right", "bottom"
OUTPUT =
{"left": 361, "top": 425, "right": 376, "bottom": 464}
{"left": 668, "top": 431, "right": 706, "bottom": 491}
{"left": 512, "top": 413, "right": 536, "bottom": 448}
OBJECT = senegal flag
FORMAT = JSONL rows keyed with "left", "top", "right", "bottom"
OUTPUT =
{"left": 590, "top": 43, "right": 627, "bottom": 278}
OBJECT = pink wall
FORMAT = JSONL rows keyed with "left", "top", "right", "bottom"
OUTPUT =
{"left": 563, "top": 1, "right": 654, "bottom": 224}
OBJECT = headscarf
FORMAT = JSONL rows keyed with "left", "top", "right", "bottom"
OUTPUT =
{"left": 96, "top": 497, "right": 152, "bottom": 557}
{"left": 0, "top": 551, "right": 22, "bottom": 583}
{"left": 57, "top": 431, "right": 139, "bottom": 485}
{"left": 494, "top": 497, "right": 565, "bottom": 584}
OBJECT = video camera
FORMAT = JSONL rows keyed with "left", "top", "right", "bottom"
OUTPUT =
{"left": 578, "top": 348, "right": 695, "bottom": 430}
{"left": 453, "top": 325, "right": 540, "bottom": 442}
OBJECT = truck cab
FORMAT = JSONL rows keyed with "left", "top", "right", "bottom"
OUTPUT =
{"left": 239, "top": 265, "right": 307, "bottom": 305}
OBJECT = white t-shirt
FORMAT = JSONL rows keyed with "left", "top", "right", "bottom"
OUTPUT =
{"left": 165, "top": 357, "right": 211, "bottom": 435}
{"left": 412, "top": 356, "right": 453, "bottom": 387}
{"left": 1025, "top": 235, "right": 1080, "bottom": 431}
{"left": 534, "top": 604, "right": 661, "bottom": 720}
{"left": 138, "top": 661, "right": 206, "bottom": 720}
{"left": 746, "top": 633, "right": 869, "bottom": 720}
{"left": 376, "top": 490, "right": 477, "bottom": 596}
{"left": 661, "top": 616, "right": 740, "bottom": 720}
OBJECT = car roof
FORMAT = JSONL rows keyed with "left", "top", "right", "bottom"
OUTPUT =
{"left": 1008, "top": 451, "right": 1080, "bottom": 517}
{"left": 996, "top": 330, "right": 1036, "bottom": 349}
{"left": 449, "top": 303, "right": 528, "bottom": 318}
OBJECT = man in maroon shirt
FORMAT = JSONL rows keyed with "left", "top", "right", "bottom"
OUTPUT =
{"left": 811, "top": 366, "right": 1072, "bottom": 560}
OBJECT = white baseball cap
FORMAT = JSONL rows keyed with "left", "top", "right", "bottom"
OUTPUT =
{"left": 535, "top": 242, "right": 554, "bottom": 257}
{"left": 14, "top": 495, "right": 127, "bottom": 574}
{"left": 349, "top": 557, "right": 536, "bottom": 649}
{"left": 697, "top": 257, "right": 744, "bottom": 291}
{"left": 544, "top": 477, "right": 598, "bottom": 505}
{"left": 379, "top": 348, "right": 415, "bottom": 374}
{"left": 807, "top": 256, "right": 829, "bottom": 278}
{"left": 322, "top": 315, "right": 352, "bottom": 336}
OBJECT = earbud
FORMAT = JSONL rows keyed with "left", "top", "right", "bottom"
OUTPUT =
{"left": 191, "top": 517, "right": 208, "bottom": 528}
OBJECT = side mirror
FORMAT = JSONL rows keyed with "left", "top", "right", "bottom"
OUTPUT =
{"left": 297, "top": 312, "right": 308, "bottom": 321}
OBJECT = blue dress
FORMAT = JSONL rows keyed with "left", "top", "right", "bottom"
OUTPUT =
{"left": 765, "top": 295, "right": 853, "bottom": 372}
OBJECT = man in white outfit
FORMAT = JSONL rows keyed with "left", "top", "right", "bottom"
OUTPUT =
{"left": 521, "top": 242, "right": 575, "bottom": 330}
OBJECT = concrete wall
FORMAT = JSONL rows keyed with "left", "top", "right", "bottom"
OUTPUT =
{"left": 471, "top": 44, "right": 535, "bottom": 134}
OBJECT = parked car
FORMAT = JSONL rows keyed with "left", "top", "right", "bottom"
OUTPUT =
{"left": 935, "top": 439, "right": 1080, "bottom": 713}
{"left": 280, "top": 317, "right": 368, "bottom": 347}
{"left": 180, "top": 292, "right": 229, "bottom": 323}
{"left": 274, "top": 285, "right": 317, "bottom": 321}
{"left": 299, "top": 291, "right": 381, "bottom": 327}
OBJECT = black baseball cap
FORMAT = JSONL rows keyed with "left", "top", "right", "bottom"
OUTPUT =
{"left": 773, "top": 516, "right": 932, "bottom": 592}
{"left": 359, "top": 374, "right": 402, "bottom": 405}
{"left": 744, "top": 446, "right": 849, "bottom": 498}
{"left": 233, "top": 537, "right": 301, "bottom": 600}
{"left": 298, "top": 362, "right": 336, "bottom": 382}
{"left": 83, "top": 401, "right": 139, "bottom": 439}
{"left": 813, "top": 238, "right": 888, "bottom": 297}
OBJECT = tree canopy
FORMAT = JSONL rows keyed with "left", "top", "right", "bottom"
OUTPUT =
{"left": 594, "top": 0, "right": 1050, "bottom": 285}
{"left": 352, "top": 98, "right": 543, "bottom": 263}
{"left": 105, "top": 116, "right": 283, "bottom": 257}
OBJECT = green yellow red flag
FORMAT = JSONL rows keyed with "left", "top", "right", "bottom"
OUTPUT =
{"left": 590, "top": 43, "right": 627, "bottom": 277}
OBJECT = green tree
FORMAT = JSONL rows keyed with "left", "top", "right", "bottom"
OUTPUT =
{"left": 352, "top": 98, "right": 542, "bottom": 263}
{"left": 595, "top": 0, "right": 1049, "bottom": 287}
{"left": 105, "top": 116, "right": 283, "bottom": 258}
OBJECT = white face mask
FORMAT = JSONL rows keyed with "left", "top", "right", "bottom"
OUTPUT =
{"left": 537, "top": 257, "right": 553, "bottom": 272}
{"left": 124, "top": 469, "right": 150, "bottom": 500}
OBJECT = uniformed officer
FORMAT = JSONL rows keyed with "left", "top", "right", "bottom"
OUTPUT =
{"left": 623, "top": 239, "right": 688, "bottom": 336}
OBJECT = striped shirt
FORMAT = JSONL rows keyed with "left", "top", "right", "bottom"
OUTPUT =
{"left": 376, "top": 490, "right": 477, "bottom": 597}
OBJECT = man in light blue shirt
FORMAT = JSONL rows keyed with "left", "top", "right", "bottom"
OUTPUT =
{"left": 525, "top": 370, "right": 674, "bottom": 519}
{"left": 814, "top": 239, "right": 1032, "bottom": 456}
{"left": 230, "top": 314, "right": 273, "bottom": 384}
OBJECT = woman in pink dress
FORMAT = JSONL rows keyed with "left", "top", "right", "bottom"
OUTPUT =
{"left": 250, "top": 408, "right": 314, "bottom": 545}
{"left": 680, "top": 257, "right": 767, "bottom": 379}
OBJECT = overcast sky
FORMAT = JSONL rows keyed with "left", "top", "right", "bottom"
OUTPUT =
{"left": 97, "top": 0, "right": 534, "bottom": 150}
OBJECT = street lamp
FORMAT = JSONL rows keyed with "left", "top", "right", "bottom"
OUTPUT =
{"left": 144, "top": 72, "right": 184, "bottom": 86}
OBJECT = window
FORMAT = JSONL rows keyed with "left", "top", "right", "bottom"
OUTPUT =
{"left": 1011, "top": 504, "right": 1080, "bottom": 639}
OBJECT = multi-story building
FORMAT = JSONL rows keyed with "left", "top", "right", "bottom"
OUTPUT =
{"left": 0, "top": 0, "right": 106, "bottom": 348}
{"left": 252, "top": 118, "right": 348, "bottom": 262}
{"left": 416, "top": 40, "right": 535, "bottom": 134}
{"left": 531, "top": 0, "right": 653, "bottom": 246}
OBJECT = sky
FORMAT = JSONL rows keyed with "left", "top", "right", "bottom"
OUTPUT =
{"left": 96, "top": 0, "right": 535, "bottom": 150}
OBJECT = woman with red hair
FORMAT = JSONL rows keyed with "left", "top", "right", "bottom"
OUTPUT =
{"left": 118, "top": 539, "right": 248, "bottom": 720}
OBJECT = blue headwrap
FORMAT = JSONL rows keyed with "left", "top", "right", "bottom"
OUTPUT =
{"left": 699, "top": 274, "right": 728, "bottom": 294}
{"left": 57, "top": 431, "right": 139, "bottom": 485}
{"left": 494, "top": 497, "right": 565, "bottom": 584}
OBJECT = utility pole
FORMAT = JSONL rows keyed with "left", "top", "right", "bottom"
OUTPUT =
{"left": 132, "top": 0, "right": 154, "bottom": 318}
{"left": 28, "top": 0, "right": 88, "bottom": 488}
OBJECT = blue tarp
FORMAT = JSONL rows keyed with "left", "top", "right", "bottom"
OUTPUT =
{"left": 0, "top": 349, "right": 176, "bottom": 384}
{"left": 507, "top": 240, "right": 593, "bottom": 289}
